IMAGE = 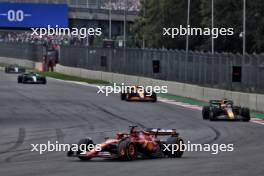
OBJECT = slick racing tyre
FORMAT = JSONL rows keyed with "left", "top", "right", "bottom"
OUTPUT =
{"left": 151, "top": 92, "right": 157, "bottom": 102}
{"left": 118, "top": 139, "right": 137, "bottom": 160}
{"left": 241, "top": 108, "right": 250, "bottom": 122}
{"left": 17, "top": 76, "right": 23, "bottom": 83}
{"left": 202, "top": 106, "right": 210, "bottom": 120}
{"left": 42, "top": 78, "right": 47, "bottom": 85}
{"left": 121, "top": 93, "right": 126, "bottom": 100}
{"left": 209, "top": 108, "right": 217, "bottom": 121}
{"left": 77, "top": 138, "right": 94, "bottom": 161}
{"left": 125, "top": 93, "right": 132, "bottom": 101}
{"left": 165, "top": 137, "right": 184, "bottom": 158}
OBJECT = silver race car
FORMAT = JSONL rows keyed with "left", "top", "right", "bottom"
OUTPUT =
{"left": 5, "top": 65, "right": 26, "bottom": 73}
{"left": 18, "top": 72, "right": 47, "bottom": 84}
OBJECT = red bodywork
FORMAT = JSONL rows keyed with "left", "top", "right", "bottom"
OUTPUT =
{"left": 69, "top": 127, "right": 179, "bottom": 160}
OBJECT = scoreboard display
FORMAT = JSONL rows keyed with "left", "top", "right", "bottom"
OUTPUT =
{"left": 0, "top": 3, "right": 68, "bottom": 28}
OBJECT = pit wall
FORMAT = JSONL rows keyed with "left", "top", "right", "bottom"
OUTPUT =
{"left": 0, "top": 56, "right": 263, "bottom": 113}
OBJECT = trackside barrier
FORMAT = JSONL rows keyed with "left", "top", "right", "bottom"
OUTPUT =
{"left": 0, "top": 57, "right": 263, "bottom": 113}
{"left": 53, "top": 64, "right": 264, "bottom": 113}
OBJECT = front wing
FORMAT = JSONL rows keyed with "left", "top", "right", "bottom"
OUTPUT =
{"left": 213, "top": 115, "right": 246, "bottom": 120}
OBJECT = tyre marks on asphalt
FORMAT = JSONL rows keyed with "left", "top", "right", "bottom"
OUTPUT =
{"left": 202, "top": 126, "right": 221, "bottom": 144}
{"left": 0, "top": 128, "right": 27, "bottom": 163}
{"left": 91, "top": 102, "right": 146, "bottom": 128}
{"left": 2, "top": 128, "right": 66, "bottom": 163}
{"left": 0, "top": 128, "right": 25, "bottom": 155}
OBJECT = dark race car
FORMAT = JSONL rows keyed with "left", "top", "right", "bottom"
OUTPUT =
{"left": 5, "top": 65, "right": 26, "bottom": 73}
{"left": 67, "top": 126, "right": 184, "bottom": 161}
{"left": 120, "top": 85, "right": 157, "bottom": 102}
{"left": 18, "top": 72, "right": 47, "bottom": 84}
{"left": 202, "top": 99, "right": 250, "bottom": 121}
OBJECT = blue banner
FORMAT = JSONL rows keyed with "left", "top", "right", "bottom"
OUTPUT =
{"left": 0, "top": 3, "right": 68, "bottom": 28}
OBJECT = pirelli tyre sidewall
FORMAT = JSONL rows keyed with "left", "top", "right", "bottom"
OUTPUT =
{"left": 77, "top": 138, "right": 94, "bottom": 161}
{"left": 121, "top": 93, "right": 126, "bottom": 100}
{"left": 118, "top": 138, "right": 137, "bottom": 160}
{"left": 209, "top": 108, "right": 218, "bottom": 121}
{"left": 17, "top": 76, "right": 23, "bottom": 83}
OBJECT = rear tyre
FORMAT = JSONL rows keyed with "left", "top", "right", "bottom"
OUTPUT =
{"left": 151, "top": 92, "right": 157, "bottom": 102}
{"left": 165, "top": 137, "right": 184, "bottom": 158}
{"left": 121, "top": 93, "right": 126, "bottom": 100}
{"left": 42, "top": 78, "right": 47, "bottom": 85}
{"left": 21, "top": 77, "right": 27, "bottom": 84}
{"left": 241, "top": 108, "right": 250, "bottom": 122}
{"left": 118, "top": 139, "right": 136, "bottom": 160}
{"left": 202, "top": 106, "right": 210, "bottom": 120}
{"left": 125, "top": 94, "right": 132, "bottom": 101}
{"left": 77, "top": 138, "right": 94, "bottom": 161}
{"left": 17, "top": 76, "right": 22, "bottom": 83}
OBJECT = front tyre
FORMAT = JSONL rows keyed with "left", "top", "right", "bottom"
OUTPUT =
{"left": 118, "top": 139, "right": 136, "bottom": 160}
{"left": 209, "top": 108, "right": 217, "bottom": 121}
{"left": 202, "top": 106, "right": 210, "bottom": 120}
{"left": 77, "top": 138, "right": 94, "bottom": 161}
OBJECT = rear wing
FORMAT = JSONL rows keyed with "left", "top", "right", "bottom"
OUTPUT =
{"left": 209, "top": 100, "right": 233, "bottom": 106}
{"left": 145, "top": 128, "right": 179, "bottom": 136}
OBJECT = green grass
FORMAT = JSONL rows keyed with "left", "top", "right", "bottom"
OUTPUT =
{"left": 33, "top": 70, "right": 109, "bottom": 85}
{"left": 251, "top": 112, "right": 264, "bottom": 119}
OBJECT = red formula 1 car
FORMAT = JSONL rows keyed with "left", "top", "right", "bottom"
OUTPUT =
{"left": 67, "top": 126, "right": 184, "bottom": 161}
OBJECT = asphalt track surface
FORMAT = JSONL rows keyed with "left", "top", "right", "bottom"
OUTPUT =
{"left": 0, "top": 70, "right": 263, "bottom": 176}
